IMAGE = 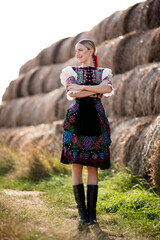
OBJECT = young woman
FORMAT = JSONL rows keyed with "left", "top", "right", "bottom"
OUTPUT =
{"left": 60, "top": 39, "right": 114, "bottom": 224}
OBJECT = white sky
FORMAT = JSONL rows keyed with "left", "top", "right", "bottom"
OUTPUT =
{"left": 0, "top": 0, "right": 144, "bottom": 103}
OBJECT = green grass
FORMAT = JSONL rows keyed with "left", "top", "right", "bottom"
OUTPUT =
{"left": 98, "top": 169, "right": 160, "bottom": 239}
{"left": 0, "top": 145, "right": 160, "bottom": 239}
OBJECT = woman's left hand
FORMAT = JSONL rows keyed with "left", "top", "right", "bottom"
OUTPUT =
{"left": 67, "top": 83, "right": 84, "bottom": 91}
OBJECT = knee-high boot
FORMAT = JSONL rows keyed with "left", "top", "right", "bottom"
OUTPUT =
{"left": 73, "top": 184, "right": 88, "bottom": 223}
{"left": 87, "top": 185, "right": 98, "bottom": 224}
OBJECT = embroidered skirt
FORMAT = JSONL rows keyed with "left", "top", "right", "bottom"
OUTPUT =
{"left": 60, "top": 97, "right": 111, "bottom": 169}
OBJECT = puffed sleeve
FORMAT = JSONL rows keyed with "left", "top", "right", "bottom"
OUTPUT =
{"left": 60, "top": 66, "right": 80, "bottom": 100}
{"left": 102, "top": 68, "right": 115, "bottom": 97}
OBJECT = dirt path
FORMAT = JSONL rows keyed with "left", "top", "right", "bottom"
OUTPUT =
{"left": 0, "top": 189, "right": 127, "bottom": 240}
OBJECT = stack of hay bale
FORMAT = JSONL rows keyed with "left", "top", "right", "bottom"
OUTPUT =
{"left": 0, "top": 0, "right": 160, "bottom": 185}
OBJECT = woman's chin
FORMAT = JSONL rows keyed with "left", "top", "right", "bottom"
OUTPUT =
{"left": 77, "top": 59, "right": 84, "bottom": 64}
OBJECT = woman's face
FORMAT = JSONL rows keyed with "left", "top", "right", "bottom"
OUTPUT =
{"left": 75, "top": 43, "right": 93, "bottom": 64}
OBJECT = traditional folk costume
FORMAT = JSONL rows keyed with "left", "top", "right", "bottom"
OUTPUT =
{"left": 60, "top": 65, "right": 114, "bottom": 224}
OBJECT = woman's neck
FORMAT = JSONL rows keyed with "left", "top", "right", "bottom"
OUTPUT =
{"left": 81, "top": 59, "right": 94, "bottom": 67}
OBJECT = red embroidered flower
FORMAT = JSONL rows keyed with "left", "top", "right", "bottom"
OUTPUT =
{"left": 68, "top": 114, "right": 76, "bottom": 123}
{"left": 71, "top": 135, "right": 79, "bottom": 145}
{"left": 94, "top": 143, "right": 100, "bottom": 151}
{"left": 97, "top": 135, "right": 105, "bottom": 145}
{"left": 64, "top": 121, "right": 71, "bottom": 129}
{"left": 100, "top": 116, "right": 104, "bottom": 124}
{"left": 67, "top": 151, "right": 72, "bottom": 156}
{"left": 103, "top": 124, "right": 107, "bottom": 131}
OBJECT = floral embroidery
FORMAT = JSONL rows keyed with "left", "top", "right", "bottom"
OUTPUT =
{"left": 68, "top": 114, "right": 75, "bottom": 123}
{"left": 63, "top": 130, "right": 72, "bottom": 144}
{"left": 95, "top": 102, "right": 103, "bottom": 114}
{"left": 82, "top": 136, "right": 94, "bottom": 150}
{"left": 70, "top": 102, "right": 79, "bottom": 113}
{"left": 64, "top": 121, "right": 71, "bottom": 130}
{"left": 83, "top": 153, "right": 89, "bottom": 159}
{"left": 61, "top": 67, "right": 112, "bottom": 168}
{"left": 62, "top": 98, "right": 111, "bottom": 165}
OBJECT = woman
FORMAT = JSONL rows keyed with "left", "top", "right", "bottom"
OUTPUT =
{"left": 60, "top": 39, "right": 114, "bottom": 224}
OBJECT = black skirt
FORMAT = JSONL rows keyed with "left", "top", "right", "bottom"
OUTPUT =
{"left": 61, "top": 97, "right": 111, "bottom": 169}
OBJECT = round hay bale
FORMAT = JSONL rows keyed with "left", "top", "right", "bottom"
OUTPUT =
{"left": 55, "top": 32, "right": 87, "bottom": 63}
{"left": 18, "top": 0, "right": 160, "bottom": 76}
{"left": 0, "top": 87, "right": 67, "bottom": 127}
{"left": 110, "top": 115, "right": 160, "bottom": 178}
{"left": 102, "top": 62, "right": 160, "bottom": 117}
{"left": 2, "top": 78, "right": 21, "bottom": 101}
{"left": 123, "top": 2, "right": 148, "bottom": 33}
{"left": 43, "top": 63, "right": 64, "bottom": 93}
{"left": 19, "top": 58, "right": 39, "bottom": 75}
{"left": 37, "top": 38, "right": 70, "bottom": 65}
{"left": 147, "top": 0, "right": 160, "bottom": 29}
{"left": 105, "top": 11, "right": 126, "bottom": 40}
{"left": 113, "top": 28, "right": 160, "bottom": 74}
{"left": 27, "top": 65, "right": 52, "bottom": 94}
{"left": 85, "top": 17, "right": 112, "bottom": 45}
{"left": 0, "top": 120, "right": 64, "bottom": 152}
{"left": 97, "top": 36, "right": 122, "bottom": 72}
{"left": 20, "top": 67, "right": 40, "bottom": 97}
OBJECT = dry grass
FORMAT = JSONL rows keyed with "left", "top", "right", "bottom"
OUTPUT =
{"left": 0, "top": 144, "right": 70, "bottom": 182}
{"left": 149, "top": 139, "right": 160, "bottom": 190}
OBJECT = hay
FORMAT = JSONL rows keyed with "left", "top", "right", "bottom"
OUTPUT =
{"left": 2, "top": 57, "right": 78, "bottom": 100}
{"left": 92, "top": 28, "right": 160, "bottom": 74}
{"left": 19, "top": 39, "right": 69, "bottom": 74}
{"left": 110, "top": 115, "right": 160, "bottom": 179}
{"left": 18, "top": 1, "right": 160, "bottom": 75}
{"left": 37, "top": 38, "right": 69, "bottom": 65}
{"left": 0, "top": 87, "right": 69, "bottom": 127}
{"left": 150, "top": 139, "right": 160, "bottom": 189}
{"left": 19, "top": 34, "right": 86, "bottom": 75}
{"left": 0, "top": 115, "right": 159, "bottom": 182}
{"left": 123, "top": 2, "right": 148, "bottom": 33}
{"left": 0, "top": 120, "right": 63, "bottom": 152}
{"left": 113, "top": 28, "right": 160, "bottom": 73}
{"left": 147, "top": 0, "right": 160, "bottom": 29}
{"left": 102, "top": 62, "right": 160, "bottom": 117}
{"left": 105, "top": 11, "right": 126, "bottom": 40}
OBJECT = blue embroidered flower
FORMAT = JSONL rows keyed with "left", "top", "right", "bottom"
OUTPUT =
{"left": 63, "top": 130, "right": 72, "bottom": 144}
{"left": 103, "top": 133, "right": 110, "bottom": 145}
{"left": 73, "top": 151, "right": 77, "bottom": 158}
{"left": 99, "top": 152, "right": 105, "bottom": 159}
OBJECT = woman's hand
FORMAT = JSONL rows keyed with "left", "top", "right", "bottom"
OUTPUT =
{"left": 67, "top": 83, "right": 84, "bottom": 91}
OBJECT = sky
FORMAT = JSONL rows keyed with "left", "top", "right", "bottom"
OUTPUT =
{"left": 0, "top": 0, "right": 145, "bottom": 103}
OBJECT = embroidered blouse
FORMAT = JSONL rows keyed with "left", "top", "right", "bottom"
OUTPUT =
{"left": 60, "top": 66, "right": 114, "bottom": 100}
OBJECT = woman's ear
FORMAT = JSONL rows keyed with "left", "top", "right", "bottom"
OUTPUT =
{"left": 89, "top": 48, "right": 94, "bottom": 56}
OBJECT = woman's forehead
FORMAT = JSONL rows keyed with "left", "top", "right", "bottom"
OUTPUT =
{"left": 75, "top": 43, "right": 86, "bottom": 50}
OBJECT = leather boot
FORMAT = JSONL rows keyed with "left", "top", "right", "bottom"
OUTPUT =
{"left": 87, "top": 185, "right": 98, "bottom": 224}
{"left": 73, "top": 184, "right": 88, "bottom": 223}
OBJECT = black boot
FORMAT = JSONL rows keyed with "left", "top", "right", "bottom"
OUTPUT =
{"left": 87, "top": 185, "right": 98, "bottom": 224}
{"left": 73, "top": 184, "right": 88, "bottom": 223}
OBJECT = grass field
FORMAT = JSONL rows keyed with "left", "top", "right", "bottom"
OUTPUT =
{"left": 0, "top": 145, "right": 160, "bottom": 240}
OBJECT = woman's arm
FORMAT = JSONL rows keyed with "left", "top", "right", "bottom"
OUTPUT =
{"left": 69, "top": 90, "right": 98, "bottom": 98}
{"left": 68, "top": 80, "right": 112, "bottom": 94}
